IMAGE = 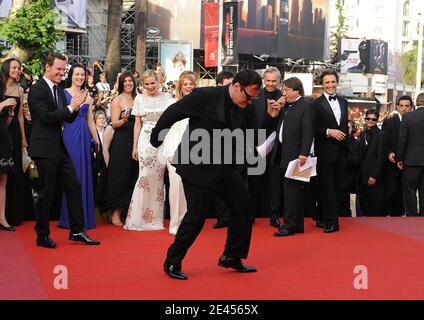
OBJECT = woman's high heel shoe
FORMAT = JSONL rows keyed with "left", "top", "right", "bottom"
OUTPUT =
{"left": 110, "top": 214, "right": 123, "bottom": 227}
{"left": 0, "top": 223, "right": 16, "bottom": 231}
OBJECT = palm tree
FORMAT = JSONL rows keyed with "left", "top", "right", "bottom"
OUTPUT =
{"left": 105, "top": 0, "right": 123, "bottom": 86}
{"left": 402, "top": 39, "right": 424, "bottom": 88}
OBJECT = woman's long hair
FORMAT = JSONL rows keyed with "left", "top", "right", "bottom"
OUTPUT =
{"left": 176, "top": 71, "right": 196, "bottom": 101}
{"left": 66, "top": 63, "right": 87, "bottom": 89}
{"left": 117, "top": 71, "right": 137, "bottom": 98}
{"left": 0, "top": 58, "right": 22, "bottom": 100}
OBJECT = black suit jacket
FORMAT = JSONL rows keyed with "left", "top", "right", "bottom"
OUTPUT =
{"left": 270, "top": 97, "right": 314, "bottom": 169}
{"left": 28, "top": 78, "right": 76, "bottom": 158}
{"left": 150, "top": 85, "right": 260, "bottom": 187}
{"left": 397, "top": 107, "right": 424, "bottom": 166}
{"left": 359, "top": 127, "right": 386, "bottom": 184}
{"left": 312, "top": 94, "right": 349, "bottom": 163}
{"left": 381, "top": 114, "right": 402, "bottom": 175}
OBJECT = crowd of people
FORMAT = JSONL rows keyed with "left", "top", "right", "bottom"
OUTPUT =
{"left": 1, "top": 53, "right": 423, "bottom": 276}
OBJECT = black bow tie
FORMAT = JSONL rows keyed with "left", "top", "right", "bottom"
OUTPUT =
{"left": 329, "top": 95, "right": 337, "bottom": 101}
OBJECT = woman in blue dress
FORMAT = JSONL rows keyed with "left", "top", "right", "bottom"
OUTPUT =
{"left": 58, "top": 64, "right": 99, "bottom": 229}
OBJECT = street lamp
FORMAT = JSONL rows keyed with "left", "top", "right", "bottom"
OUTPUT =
{"left": 416, "top": 13, "right": 423, "bottom": 95}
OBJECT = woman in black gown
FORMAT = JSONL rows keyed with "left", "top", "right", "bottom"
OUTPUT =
{"left": 105, "top": 72, "right": 139, "bottom": 226}
{"left": 0, "top": 73, "right": 18, "bottom": 231}
{"left": 1, "top": 58, "right": 34, "bottom": 226}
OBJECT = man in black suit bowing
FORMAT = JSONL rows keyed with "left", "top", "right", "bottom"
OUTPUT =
{"left": 381, "top": 95, "right": 413, "bottom": 216}
{"left": 151, "top": 70, "right": 263, "bottom": 280}
{"left": 312, "top": 70, "right": 349, "bottom": 232}
{"left": 397, "top": 93, "right": 424, "bottom": 216}
{"left": 271, "top": 77, "right": 314, "bottom": 237}
{"left": 28, "top": 52, "right": 100, "bottom": 248}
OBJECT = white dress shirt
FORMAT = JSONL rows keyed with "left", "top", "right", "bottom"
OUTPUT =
{"left": 324, "top": 92, "right": 341, "bottom": 126}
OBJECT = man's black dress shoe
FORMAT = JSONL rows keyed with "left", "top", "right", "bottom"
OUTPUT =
{"left": 36, "top": 236, "right": 57, "bottom": 248}
{"left": 274, "top": 227, "right": 295, "bottom": 237}
{"left": 69, "top": 232, "right": 100, "bottom": 245}
{"left": 324, "top": 224, "right": 339, "bottom": 233}
{"left": 0, "top": 224, "right": 16, "bottom": 231}
{"left": 316, "top": 219, "right": 326, "bottom": 228}
{"left": 295, "top": 227, "right": 304, "bottom": 233}
{"left": 218, "top": 255, "right": 257, "bottom": 273}
{"left": 163, "top": 263, "right": 188, "bottom": 280}
{"left": 213, "top": 220, "right": 228, "bottom": 229}
{"left": 270, "top": 218, "right": 281, "bottom": 228}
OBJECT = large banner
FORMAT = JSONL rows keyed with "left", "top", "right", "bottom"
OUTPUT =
{"left": 204, "top": 3, "right": 219, "bottom": 67}
{"left": 55, "top": 0, "right": 86, "bottom": 31}
{"left": 339, "top": 38, "right": 370, "bottom": 74}
{"left": 221, "top": 1, "right": 239, "bottom": 66}
{"left": 369, "top": 40, "right": 388, "bottom": 75}
{"left": 0, "top": 0, "right": 12, "bottom": 18}
{"left": 159, "top": 41, "right": 193, "bottom": 82}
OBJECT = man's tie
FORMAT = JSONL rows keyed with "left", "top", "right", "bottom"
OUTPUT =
{"left": 53, "top": 85, "right": 58, "bottom": 105}
{"left": 329, "top": 95, "right": 337, "bottom": 101}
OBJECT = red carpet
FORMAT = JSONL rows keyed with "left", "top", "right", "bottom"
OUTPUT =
{"left": 1, "top": 218, "right": 424, "bottom": 300}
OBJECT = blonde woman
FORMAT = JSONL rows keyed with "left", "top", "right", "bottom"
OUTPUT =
{"left": 160, "top": 71, "right": 196, "bottom": 235}
{"left": 124, "top": 70, "right": 173, "bottom": 231}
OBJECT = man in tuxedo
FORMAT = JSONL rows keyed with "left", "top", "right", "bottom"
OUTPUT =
{"left": 270, "top": 77, "right": 314, "bottom": 236}
{"left": 28, "top": 52, "right": 100, "bottom": 248}
{"left": 397, "top": 93, "right": 424, "bottom": 216}
{"left": 312, "top": 70, "right": 349, "bottom": 232}
{"left": 151, "top": 70, "right": 264, "bottom": 280}
{"left": 249, "top": 67, "right": 285, "bottom": 229}
{"left": 381, "top": 95, "right": 413, "bottom": 216}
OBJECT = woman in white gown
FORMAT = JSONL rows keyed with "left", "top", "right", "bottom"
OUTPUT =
{"left": 159, "top": 71, "right": 196, "bottom": 235}
{"left": 124, "top": 70, "right": 173, "bottom": 231}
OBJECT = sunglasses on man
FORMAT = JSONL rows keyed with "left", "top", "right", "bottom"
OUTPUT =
{"left": 365, "top": 117, "right": 378, "bottom": 122}
{"left": 242, "top": 86, "right": 259, "bottom": 101}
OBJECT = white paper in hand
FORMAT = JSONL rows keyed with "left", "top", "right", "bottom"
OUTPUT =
{"left": 256, "top": 131, "right": 276, "bottom": 158}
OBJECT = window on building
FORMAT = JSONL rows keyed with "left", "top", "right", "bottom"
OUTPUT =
{"left": 403, "top": 20, "right": 410, "bottom": 37}
{"left": 402, "top": 41, "right": 409, "bottom": 53}
{"left": 403, "top": 1, "right": 410, "bottom": 16}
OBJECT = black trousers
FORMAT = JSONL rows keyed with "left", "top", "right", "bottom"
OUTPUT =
{"left": 384, "top": 172, "right": 403, "bottom": 216}
{"left": 33, "top": 153, "right": 84, "bottom": 237}
{"left": 358, "top": 181, "right": 384, "bottom": 216}
{"left": 282, "top": 176, "right": 304, "bottom": 231}
{"left": 317, "top": 153, "right": 347, "bottom": 225}
{"left": 166, "top": 166, "right": 253, "bottom": 267}
{"left": 402, "top": 166, "right": 424, "bottom": 216}
{"left": 269, "top": 164, "right": 284, "bottom": 220}
{"left": 304, "top": 176, "right": 321, "bottom": 219}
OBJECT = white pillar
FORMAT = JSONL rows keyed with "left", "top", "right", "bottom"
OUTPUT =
{"left": 416, "top": 14, "right": 423, "bottom": 96}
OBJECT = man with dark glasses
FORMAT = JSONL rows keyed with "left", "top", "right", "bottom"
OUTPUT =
{"left": 357, "top": 109, "right": 386, "bottom": 216}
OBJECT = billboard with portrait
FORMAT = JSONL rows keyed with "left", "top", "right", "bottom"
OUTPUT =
{"left": 369, "top": 40, "right": 388, "bottom": 75}
{"left": 339, "top": 38, "right": 370, "bottom": 74}
{"left": 158, "top": 41, "right": 193, "bottom": 82}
